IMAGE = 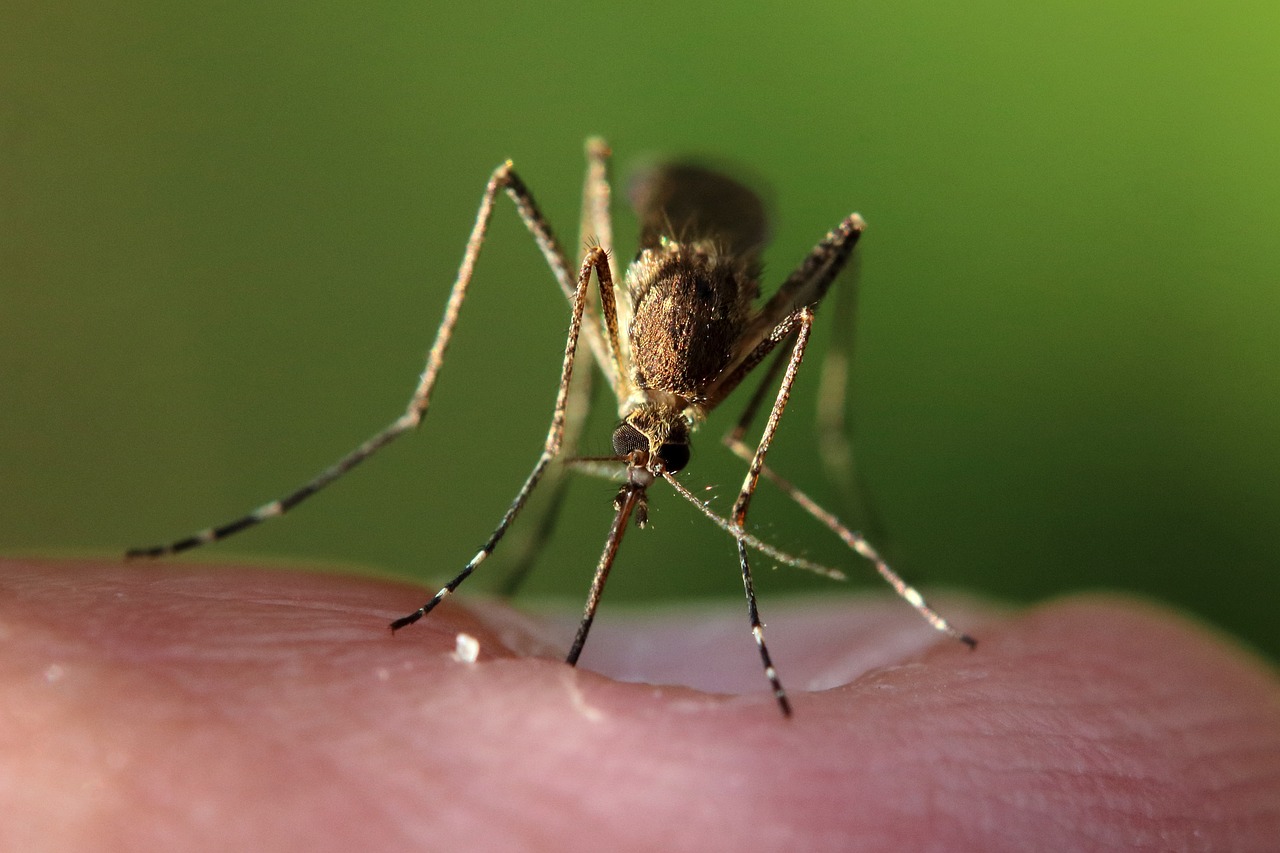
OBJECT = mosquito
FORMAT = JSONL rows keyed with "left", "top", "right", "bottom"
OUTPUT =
{"left": 128, "top": 138, "right": 973, "bottom": 715}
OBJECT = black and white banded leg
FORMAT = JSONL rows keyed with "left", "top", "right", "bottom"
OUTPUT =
{"left": 390, "top": 246, "right": 620, "bottom": 633}
{"left": 127, "top": 159, "right": 582, "bottom": 561}
{"left": 497, "top": 138, "right": 616, "bottom": 597}
{"left": 720, "top": 214, "right": 974, "bottom": 691}
{"left": 729, "top": 308, "right": 819, "bottom": 716}
{"left": 723, "top": 321, "right": 973, "bottom": 648}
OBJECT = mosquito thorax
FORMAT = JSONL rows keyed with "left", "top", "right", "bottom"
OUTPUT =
{"left": 625, "top": 241, "right": 758, "bottom": 403}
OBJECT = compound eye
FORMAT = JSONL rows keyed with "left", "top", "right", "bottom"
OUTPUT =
{"left": 611, "top": 422, "right": 648, "bottom": 457}
{"left": 657, "top": 442, "right": 690, "bottom": 474}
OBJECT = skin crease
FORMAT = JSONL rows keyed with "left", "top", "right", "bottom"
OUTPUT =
{"left": 2, "top": 559, "right": 1278, "bottom": 852}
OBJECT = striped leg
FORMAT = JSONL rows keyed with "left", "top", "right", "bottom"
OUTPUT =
{"left": 730, "top": 308, "right": 818, "bottom": 717}
{"left": 722, "top": 333, "right": 975, "bottom": 650}
{"left": 739, "top": 254, "right": 875, "bottom": 526}
{"left": 127, "top": 158, "right": 581, "bottom": 560}
{"left": 723, "top": 433, "right": 974, "bottom": 647}
{"left": 497, "top": 137, "right": 615, "bottom": 596}
{"left": 565, "top": 484, "right": 641, "bottom": 666}
{"left": 493, "top": 355, "right": 592, "bottom": 598}
{"left": 390, "top": 248, "right": 616, "bottom": 632}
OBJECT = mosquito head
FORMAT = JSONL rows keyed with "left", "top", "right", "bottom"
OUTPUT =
{"left": 612, "top": 408, "right": 691, "bottom": 478}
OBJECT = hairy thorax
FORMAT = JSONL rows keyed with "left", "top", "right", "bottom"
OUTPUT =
{"left": 626, "top": 240, "right": 759, "bottom": 403}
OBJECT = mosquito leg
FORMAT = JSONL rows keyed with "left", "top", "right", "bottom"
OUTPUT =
{"left": 488, "top": 139, "right": 636, "bottom": 596}
{"left": 762, "top": 212, "right": 866, "bottom": 318}
{"left": 724, "top": 212, "right": 973, "bottom": 646}
{"left": 496, "top": 139, "right": 617, "bottom": 596}
{"left": 661, "top": 471, "right": 844, "bottom": 580}
{"left": 493, "top": 353, "right": 592, "bottom": 598}
{"left": 726, "top": 252, "right": 882, "bottom": 543}
{"left": 721, "top": 307, "right": 974, "bottom": 648}
{"left": 730, "top": 308, "right": 818, "bottom": 717}
{"left": 724, "top": 333, "right": 795, "bottom": 448}
{"left": 391, "top": 248, "right": 615, "bottom": 631}
{"left": 722, "top": 433, "right": 974, "bottom": 646}
{"left": 741, "top": 550, "right": 790, "bottom": 716}
{"left": 128, "top": 157, "right": 586, "bottom": 559}
{"left": 565, "top": 484, "right": 641, "bottom": 665}
{"left": 580, "top": 136, "right": 615, "bottom": 270}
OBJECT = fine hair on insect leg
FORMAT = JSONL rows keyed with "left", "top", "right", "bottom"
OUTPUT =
{"left": 128, "top": 138, "right": 973, "bottom": 716}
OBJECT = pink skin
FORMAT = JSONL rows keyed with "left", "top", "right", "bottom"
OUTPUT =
{"left": 3, "top": 559, "right": 1278, "bottom": 851}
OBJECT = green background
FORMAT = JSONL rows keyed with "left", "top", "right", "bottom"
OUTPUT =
{"left": 4, "top": 2, "right": 1278, "bottom": 660}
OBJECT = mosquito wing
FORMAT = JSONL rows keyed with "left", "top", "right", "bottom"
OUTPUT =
{"left": 628, "top": 162, "right": 770, "bottom": 258}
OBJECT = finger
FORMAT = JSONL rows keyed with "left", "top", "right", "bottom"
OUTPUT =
{"left": 3, "top": 559, "right": 1276, "bottom": 851}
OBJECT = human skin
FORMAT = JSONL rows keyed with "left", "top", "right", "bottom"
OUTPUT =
{"left": 2, "top": 558, "right": 1277, "bottom": 851}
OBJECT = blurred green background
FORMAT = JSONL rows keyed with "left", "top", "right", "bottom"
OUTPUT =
{"left": 3, "top": 1, "right": 1277, "bottom": 660}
